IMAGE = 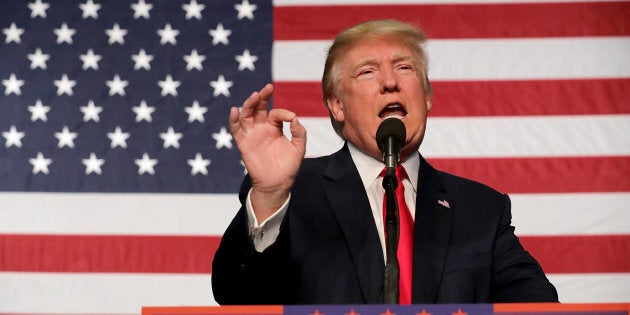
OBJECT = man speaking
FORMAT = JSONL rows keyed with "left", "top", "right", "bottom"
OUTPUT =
{"left": 211, "top": 19, "right": 558, "bottom": 304}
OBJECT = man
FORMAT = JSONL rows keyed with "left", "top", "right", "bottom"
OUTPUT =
{"left": 212, "top": 19, "right": 558, "bottom": 304}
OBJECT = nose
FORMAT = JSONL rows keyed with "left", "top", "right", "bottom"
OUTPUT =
{"left": 380, "top": 67, "right": 399, "bottom": 93}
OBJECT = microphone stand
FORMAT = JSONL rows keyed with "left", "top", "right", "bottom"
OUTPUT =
{"left": 376, "top": 117, "right": 406, "bottom": 304}
{"left": 383, "top": 166, "right": 400, "bottom": 304}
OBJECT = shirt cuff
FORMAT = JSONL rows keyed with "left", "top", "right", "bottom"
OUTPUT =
{"left": 246, "top": 188, "right": 290, "bottom": 252}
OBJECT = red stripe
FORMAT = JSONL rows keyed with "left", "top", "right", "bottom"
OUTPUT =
{"left": 520, "top": 235, "right": 630, "bottom": 274}
{"left": 428, "top": 156, "right": 630, "bottom": 193}
{"left": 274, "top": 2, "right": 630, "bottom": 40}
{"left": 272, "top": 79, "right": 630, "bottom": 117}
{"left": 0, "top": 234, "right": 220, "bottom": 273}
{"left": 1, "top": 234, "right": 628, "bottom": 273}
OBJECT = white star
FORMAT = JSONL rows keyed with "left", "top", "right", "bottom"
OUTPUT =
{"left": 82, "top": 153, "right": 105, "bottom": 175}
{"left": 54, "top": 74, "right": 76, "bottom": 96}
{"left": 54, "top": 23, "right": 76, "bottom": 44}
{"left": 131, "top": 0, "right": 153, "bottom": 19}
{"left": 235, "top": 0, "right": 257, "bottom": 20}
{"left": 212, "top": 127, "right": 233, "bottom": 149}
{"left": 27, "top": 99, "right": 50, "bottom": 122}
{"left": 27, "top": 48, "right": 50, "bottom": 70}
{"left": 106, "top": 23, "right": 128, "bottom": 45}
{"left": 182, "top": 0, "right": 205, "bottom": 20}
{"left": 135, "top": 153, "right": 158, "bottom": 175}
{"left": 107, "top": 126, "right": 130, "bottom": 148}
{"left": 79, "top": 49, "right": 102, "bottom": 70}
{"left": 131, "top": 49, "right": 153, "bottom": 70}
{"left": 3, "top": 23, "right": 25, "bottom": 44}
{"left": 209, "top": 23, "right": 231, "bottom": 46}
{"left": 183, "top": 49, "right": 205, "bottom": 71}
{"left": 29, "top": 152, "right": 52, "bottom": 175}
{"left": 132, "top": 100, "right": 155, "bottom": 122}
{"left": 159, "top": 127, "right": 183, "bottom": 149}
{"left": 184, "top": 100, "right": 208, "bottom": 123}
{"left": 157, "top": 75, "right": 180, "bottom": 97}
{"left": 54, "top": 126, "right": 78, "bottom": 148}
{"left": 157, "top": 23, "right": 179, "bottom": 45}
{"left": 2, "top": 126, "right": 25, "bottom": 148}
{"left": 80, "top": 100, "right": 103, "bottom": 122}
{"left": 106, "top": 74, "right": 129, "bottom": 96}
{"left": 235, "top": 49, "right": 258, "bottom": 71}
{"left": 187, "top": 153, "right": 211, "bottom": 175}
{"left": 79, "top": 0, "right": 101, "bottom": 19}
{"left": 2, "top": 73, "right": 25, "bottom": 96}
{"left": 28, "top": 0, "right": 50, "bottom": 18}
{"left": 209, "top": 74, "right": 233, "bottom": 97}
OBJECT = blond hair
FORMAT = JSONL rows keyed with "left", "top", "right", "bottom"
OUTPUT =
{"left": 321, "top": 19, "right": 432, "bottom": 137}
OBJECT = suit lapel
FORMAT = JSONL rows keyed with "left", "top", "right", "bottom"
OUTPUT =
{"left": 412, "top": 155, "right": 454, "bottom": 303}
{"left": 322, "top": 145, "right": 385, "bottom": 303}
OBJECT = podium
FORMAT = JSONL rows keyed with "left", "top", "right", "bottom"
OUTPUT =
{"left": 143, "top": 303, "right": 630, "bottom": 315}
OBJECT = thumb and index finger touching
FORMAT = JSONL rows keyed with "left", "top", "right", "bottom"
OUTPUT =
{"left": 229, "top": 83, "right": 307, "bottom": 146}
{"left": 229, "top": 84, "right": 308, "bottom": 217}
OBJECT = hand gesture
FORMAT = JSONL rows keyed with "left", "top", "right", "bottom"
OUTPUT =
{"left": 229, "top": 84, "right": 307, "bottom": 222}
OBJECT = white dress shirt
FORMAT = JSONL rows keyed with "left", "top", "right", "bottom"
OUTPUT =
{"left": 247, "top": 143, "right": 420, "bottom": 258}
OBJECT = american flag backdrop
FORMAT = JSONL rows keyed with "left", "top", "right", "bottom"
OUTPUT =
{"left": 0, "top": 0, "right": 629, "bottom": 313}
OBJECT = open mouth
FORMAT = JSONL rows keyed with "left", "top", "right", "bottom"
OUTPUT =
{"left": 378, "top": 103, "right": 407, "bottom": 119}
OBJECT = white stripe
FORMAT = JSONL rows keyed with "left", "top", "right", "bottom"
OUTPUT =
{"left": 1, "top": 272, "right": 628, "bottom": 313}
{"left": 273, "top": 41, "right": 327, "bottom": 82}
{"left": 0, "top": 192, "right": 239, "bottom": 236}
{"left": 510, "top": 193, "right": 630, "bottom": 236}
{"left": 548, "top": 273, "right": 630, "bottom": 303}
{"left": 272, "top": 37, "right": 630, "bottom": 81}
{"left": 1, "top": 192, "right": 628, "bottom": 236}
{"left": 296, "top": 115, "right": 630, "bottom": 158}
{"left": 423, "top": 115, "right": 630, "bottom": 157}
{"left": 0, "top": 272, "right": 218, "bottom": 313}
{"left": 274, "top": 0, "right": 620, "bottom": 5}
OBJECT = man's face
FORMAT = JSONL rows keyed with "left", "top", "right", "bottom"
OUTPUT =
{"left": 327, "top": 36, "right": 431, "bottom": 161}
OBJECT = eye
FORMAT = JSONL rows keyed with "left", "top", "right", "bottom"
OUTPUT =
{"left": 355, "top": 67, "right": 376, "bottom": 79}
{"left": 397, "top": 64, "right": 415, "bottom": 72}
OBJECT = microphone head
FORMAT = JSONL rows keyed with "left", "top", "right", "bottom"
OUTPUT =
{"left": 376, "top": 117, "right": 406, "bottom": 153}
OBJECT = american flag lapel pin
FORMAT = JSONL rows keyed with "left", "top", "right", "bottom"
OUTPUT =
{"left": 438, "top": 199, "right": 450, "bottom": 209}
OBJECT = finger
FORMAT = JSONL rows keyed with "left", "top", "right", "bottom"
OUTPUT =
{"left": 258, "top": 83, "right": 274, "bottom": 104}
{"left": 267, "top": 108, "right": 297, "bottom": 129}
{"left": 240, "top": 90, "right": 262, "bottom": 121}
{"left": 253, "top": 84, "right": 274, "bottom": 124}
{"left": 228, "top": 106, "right": 241, "bottom": 137}
{"left": 289, "top": 117, "right": 307, "bottom": 152}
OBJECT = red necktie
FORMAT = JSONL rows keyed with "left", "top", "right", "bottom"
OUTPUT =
{"left": 382, "top": 165, "right": 413, "bottom": 304}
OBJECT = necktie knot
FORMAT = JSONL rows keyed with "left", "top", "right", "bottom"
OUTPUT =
{"left": 379, "top": 164, "right": 408, "bottom": 181}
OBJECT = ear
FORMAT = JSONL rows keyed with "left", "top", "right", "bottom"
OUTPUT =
{"left": 426, "top": 98, "right": 432, "bottom": 112}
{"left": 327, "top": 95, "right": 345, "bottom": 122}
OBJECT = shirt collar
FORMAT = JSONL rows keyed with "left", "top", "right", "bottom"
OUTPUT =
{"left": 348, "top": 142, "right": 419, "bottom": 193}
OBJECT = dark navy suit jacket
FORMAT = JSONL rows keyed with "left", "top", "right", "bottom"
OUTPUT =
{"left": 212, "top": 144, "right": 558, "bottom": 304}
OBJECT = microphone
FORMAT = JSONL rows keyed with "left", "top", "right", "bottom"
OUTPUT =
{"left": 376, "top": 117, "right": 406, "bottom": 169}
{"left": 376, "top": 116, "right": 406, "bottom": 304}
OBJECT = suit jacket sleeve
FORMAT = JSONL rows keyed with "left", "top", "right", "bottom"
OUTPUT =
{"left": 211, "top": 175, "right": 298, "bottom": 305}
{"left": 490, "top": 194, "right": 558, "bottom": 301}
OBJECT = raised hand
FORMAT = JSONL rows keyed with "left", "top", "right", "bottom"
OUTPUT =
{"left": 229, "top": 84, "right": 307, "bottom": 222}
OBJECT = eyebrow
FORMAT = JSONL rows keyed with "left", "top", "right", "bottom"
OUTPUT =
{"left": 353, "top": 53, "right": 415, "bottom": 69}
